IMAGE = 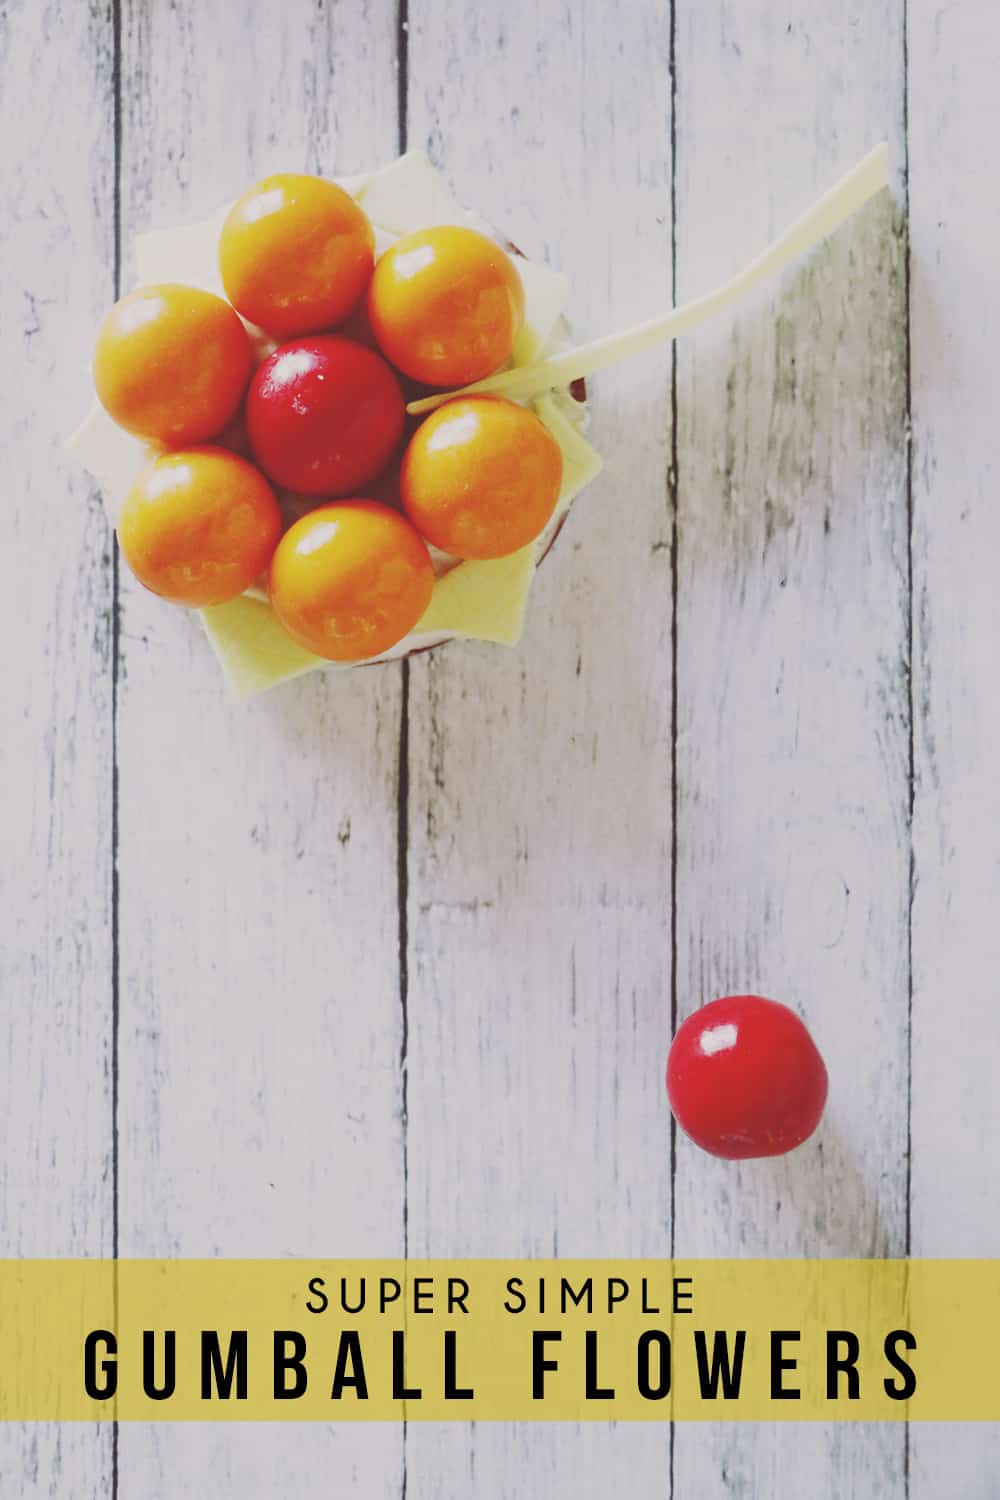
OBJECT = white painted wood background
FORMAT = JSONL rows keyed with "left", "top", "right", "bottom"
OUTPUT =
{"left": 2, "top": 0, "right": 996, "bottom": 1493}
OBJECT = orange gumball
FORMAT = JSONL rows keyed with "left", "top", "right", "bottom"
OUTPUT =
{"left": 93, "top": 284, "right": 251, "bottom": 444}
{"left": 367, "top": 225, "right": 525, "bottom": 386}
{"left": 269, "top": 501, "right": 434, "bottom": 662}
{"left": 118, "top": 447, "right": 282, "bottom": 607}
{"left": 401, "top": 397, "right": 563, "bottom": 560}
{"left": 220, "top": 173, "right": 375, "bottom": 338}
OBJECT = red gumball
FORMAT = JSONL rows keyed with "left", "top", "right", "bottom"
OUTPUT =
{"left": 246, "top": 335, "right": 405, "bottom": 497}
{"left": 666, "top": 995, "right": 828, "bottom": 1160}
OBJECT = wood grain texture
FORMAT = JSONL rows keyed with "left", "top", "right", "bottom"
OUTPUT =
{"left": 404, "top": 0, "right": 675, "bottom": 1492}
{"left": 908, "top": 4, "right": 1000, "bottom": 1494}
{"left": 113, "top": 1, "right": 404, "bottom": 1495}
{"left": 670, "top": 2, "right": 910, "bottom": 1495}
{"left": 6, "top": 0, "right": 1000, "bottom": 1491}
{"left": 0, "top": 0, "right": 116, "bottom": 1493}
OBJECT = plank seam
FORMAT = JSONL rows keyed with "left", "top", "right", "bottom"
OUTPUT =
{"left": 110, "top": 0, "right": 123, "bottom": 1495}
{"left": 397, "top": 651, "right": 410, "bottom": 1272}
{"left": 667, "top": 0, "right": 679, "bottom": 1492}
{"left": 902, "top": 0, "right": 914, "bottom": 1492}
{"left": 396, "top": 1, "right": 410, "bottom": 1495}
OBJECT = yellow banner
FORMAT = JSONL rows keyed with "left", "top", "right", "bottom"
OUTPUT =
{"left": 0, "top": 1259, "right": 993, "bottom": 1421}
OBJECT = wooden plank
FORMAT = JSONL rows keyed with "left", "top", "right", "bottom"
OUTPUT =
{"left": 0, "top": 0, "right": 116, "bottom": 1493}
{"left": 670, "top": 3, "right": 910, "bottom": 1495}
{"left": 908, "top": 3, "right": 1000, "bottom": 1492}
{"left": 114, "top": 1, "right": 404, "bottom": 1493}
{"left": 404, "top": 0, "right": 675, "bottom": 1491}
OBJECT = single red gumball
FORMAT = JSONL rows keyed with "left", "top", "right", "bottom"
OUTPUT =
{"left": 246, "top": 335, "right": 405, "bottom": 497}
{"left": 666, "top": 995, "right": 828, "bottom": 1160}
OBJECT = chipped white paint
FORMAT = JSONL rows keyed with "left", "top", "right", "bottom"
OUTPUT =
{"left": 403, "top": 1, "right": 675, "bottom": 1494}
{"left": 670, "top": 2, "right": 911, "bottom": 1494}
{"left": 0, "top": 0, "right": 116, "bottom": 1492}
{"left": 3, "top": 0, "right": 998, "bottom": 1496}
{"left": 908, "top": 4, "right": 1000, "bottom": 1495}
{"left": 111, "top": 1, "right": 404, "bottom": 1495}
